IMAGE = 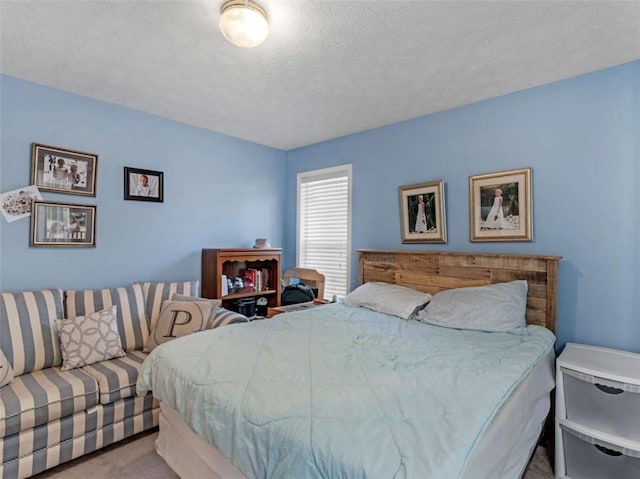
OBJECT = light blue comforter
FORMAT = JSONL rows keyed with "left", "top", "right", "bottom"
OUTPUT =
{"left": 137, "top": 304, "right": 554, "bottom": 478}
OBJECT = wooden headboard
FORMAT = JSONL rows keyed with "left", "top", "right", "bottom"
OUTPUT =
{"left": 358, "top": 250, "right": 561, "bottom": 333}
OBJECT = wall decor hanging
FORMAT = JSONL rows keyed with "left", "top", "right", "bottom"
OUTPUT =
{"left": 31, "top": 143, "right": 98, "bottom": 196}
{"left": 0, "top": 185, "right": 42, "bottom": 223}
{"left": 30, "top": 200, "right": 96, "bottom": 247}
{"left": 398, "top": 180, "right": 447, "bottom": 243}
{"left": 469, "top": 167, "right": 532, "bottom": 242}
{"left": 124, "top": 167, "right": 164, "bottom": 203}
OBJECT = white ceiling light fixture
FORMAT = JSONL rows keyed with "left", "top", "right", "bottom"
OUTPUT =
{"left": 219, "top": 0, "right": 269, "bottom": 48}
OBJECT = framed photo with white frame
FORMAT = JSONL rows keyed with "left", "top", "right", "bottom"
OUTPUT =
{"left": 469, "top": 167, "right": 533, "bottom": 242}
{"left": 30, "top": 200, "right": 96, "bottom": 247}
{"left": 31, "top": 143, "right": 98, "bottom": 196}
{"left": 398, "top": 180, "right": 447, "bottom": 243}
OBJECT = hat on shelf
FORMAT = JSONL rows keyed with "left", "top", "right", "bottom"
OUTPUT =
{"left": 253, "top": 238, "right": 271, "bottom": 249}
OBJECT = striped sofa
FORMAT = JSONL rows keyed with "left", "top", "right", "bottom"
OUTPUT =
{"left": 0, "top": 280, "right": 248, "bottom": 479}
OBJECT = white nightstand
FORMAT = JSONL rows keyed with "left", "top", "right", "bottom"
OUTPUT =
{"left": 555, "top": 343, "right": 640, "bottom": 478}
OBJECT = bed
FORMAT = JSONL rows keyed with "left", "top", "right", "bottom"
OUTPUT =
{"left": 137, "top": 250, "right": 561, "bottom": 479}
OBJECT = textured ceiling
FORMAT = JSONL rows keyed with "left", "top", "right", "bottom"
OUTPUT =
{"left": 1, "top": 1, "right": 639, "bottom": 150}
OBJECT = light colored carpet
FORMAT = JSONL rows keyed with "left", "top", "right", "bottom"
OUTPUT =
{"left": 523, "top": 446, "right": 555, "bottom": 479}
{"left": 35, "top": 429, "right": 554, "bottom": 478}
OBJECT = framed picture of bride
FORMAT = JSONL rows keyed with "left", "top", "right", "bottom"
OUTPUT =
{"left": 398, "top": 180, "right": 447, "bottom": 243}
{"left": 469, "top": 167, "right": 533, "bottom": 242}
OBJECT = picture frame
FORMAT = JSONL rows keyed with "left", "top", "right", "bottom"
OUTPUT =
{"left": 124, "top": 167, "right": 164, "bottom": 203}
{"left": 30, "top": 200, "right": 96, "bottom": 247}
{"left": 399, "top": 180, "right": 447, "bottom": 243}
{"left": 31, "top": 143, "right": 98, "bottom": 196}
{"left": 469, "top": 167, "right": 533, "bottom": 242}
{"left": 0, "top": 185, "right": 42, "bottom": 223}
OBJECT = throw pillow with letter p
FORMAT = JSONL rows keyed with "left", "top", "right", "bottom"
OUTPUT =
{"left": 144, "top": 300, "right": 213, "bottom": 352}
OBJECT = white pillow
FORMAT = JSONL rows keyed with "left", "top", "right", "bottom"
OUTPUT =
{"left": 344, "top": 282, "right": 432, "bottom": 319}
{"left": 0, "top": 349, "right": 14, "bottom": 388}
{"left": 172, "top": 294, "right": 221, "bottom": 327}
{"left": 417, "top": 280, "right": 528, "bottom": 335}
{"left": 144, "top": 300, "right": 213, "bottom": 352}
{"left": 56, "top": 306, "right": 126, "bottom": 370}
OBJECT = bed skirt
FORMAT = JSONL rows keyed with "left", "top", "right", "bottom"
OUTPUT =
{"left": 156, "top": 403, "right": 246, "bottom": 479}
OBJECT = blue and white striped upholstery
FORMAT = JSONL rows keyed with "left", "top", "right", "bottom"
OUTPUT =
{"left": 0, "top": 367, "right": 98, "bottom": 438}
{"left": 208, "top": 307, "right": 250, "bottom": 329}
{"left": 82, "top": 351, "right": 147, "bottom": 404}
{"left": 65, "top": 284, "right": 149, "bottom": 352}
{"left": 0, "top": 289, "right": 63, "bottom": 376}
{"left": 0, "top": 394, "right": 158, "bottom": 479}
{"left": 139, "top": 280, "right": 199, "bottom": 331}
{"left": 0, "top": 285, "right": 161, "bottom": 478}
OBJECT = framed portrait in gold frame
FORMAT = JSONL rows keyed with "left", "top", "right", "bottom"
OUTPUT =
{"left": 469, "top": 168, "right": 532, "bottom": 242}
{"left": 399, "top": 180, "right": 447, "bottom": 243}
{"left": 31, "top": 143, "right": 98, "bottom": 196}
{"left": 30, "top": 200, "right": 96, "bottom": 247}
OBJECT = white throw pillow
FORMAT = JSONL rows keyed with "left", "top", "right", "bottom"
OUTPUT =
{"left": 417, "top": 280, "right": 528, "bottom": 335}
{"left": 171, "top": 294, "right": 220, "bottom": 327}
{"left": 57, "top": 306, "right": 126, "bottom": 370}
{"left": 0, "top": 349, "right": 14, "bottom": 388}
{"left": 344, "top": 282, "right": 432, "bottom": 319}
{"left": 144, "top": 300, "right": 213, "bottom": 352}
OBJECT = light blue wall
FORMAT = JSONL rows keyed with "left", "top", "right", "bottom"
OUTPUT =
{"left": 0, "top": 75, "right": 287, "bottom": 291}
{"left": 3, "top": 62, "right": 638, "bottom": 353}
{"left": 285, "top": 61, "right": 640, "bottom": 353}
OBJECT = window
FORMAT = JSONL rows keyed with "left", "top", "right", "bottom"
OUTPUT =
{"left": 297, "top": 165, "right": 352, "bottom": 300}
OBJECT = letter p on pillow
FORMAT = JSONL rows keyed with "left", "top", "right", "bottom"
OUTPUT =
{"left": 144, "top": 300, "right": 213, "bottom": 352}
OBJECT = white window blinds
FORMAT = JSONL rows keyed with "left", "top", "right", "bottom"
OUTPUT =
{"left": 297, "top": 165, "right": 352, "bottom": 300}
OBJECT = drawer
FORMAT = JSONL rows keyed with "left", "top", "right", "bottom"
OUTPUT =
{"left": 561, "top": 423, "right": 640, "bottom": 479}
{"left": 562, "top": 368, "right": 640, "bottom": 442}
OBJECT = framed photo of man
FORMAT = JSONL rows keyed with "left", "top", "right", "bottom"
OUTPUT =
{"left": 31, "top": 143, "right": 98, "bottom": 196}
{"left": 124, "top": 167, "right": 164, "bottom": 203}
{"left": 398, "top": 180, "right": 447, "bottom": 243}
{"left": 469, "top": 167, "right": 533, "bottom": 242}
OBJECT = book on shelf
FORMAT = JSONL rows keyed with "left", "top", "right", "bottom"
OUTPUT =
{"left": 221, "top": 274, "right": 228, "bottom": 296}
{"left": 242, "top": 268, "right": 259, "bottom": 292}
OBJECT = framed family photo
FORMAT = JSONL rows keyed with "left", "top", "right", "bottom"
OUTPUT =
{"left": 124, "top": 167, "right": 164, "bottom": 203}
{"left": 399, "top": 180, "right": 447, "bottom": 243}
{"left": 30, "top": 200, "right": 96, "bottom": 247}
{"left": 469, "top": 167, "right": 533, "bottom": 242}
{"left": 31, "top": 143, "right": 98, "bottom": 196}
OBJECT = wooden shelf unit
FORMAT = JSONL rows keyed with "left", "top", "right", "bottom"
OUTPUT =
{"left": 201, "top": 248, "right": 282, "bottom": 308}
